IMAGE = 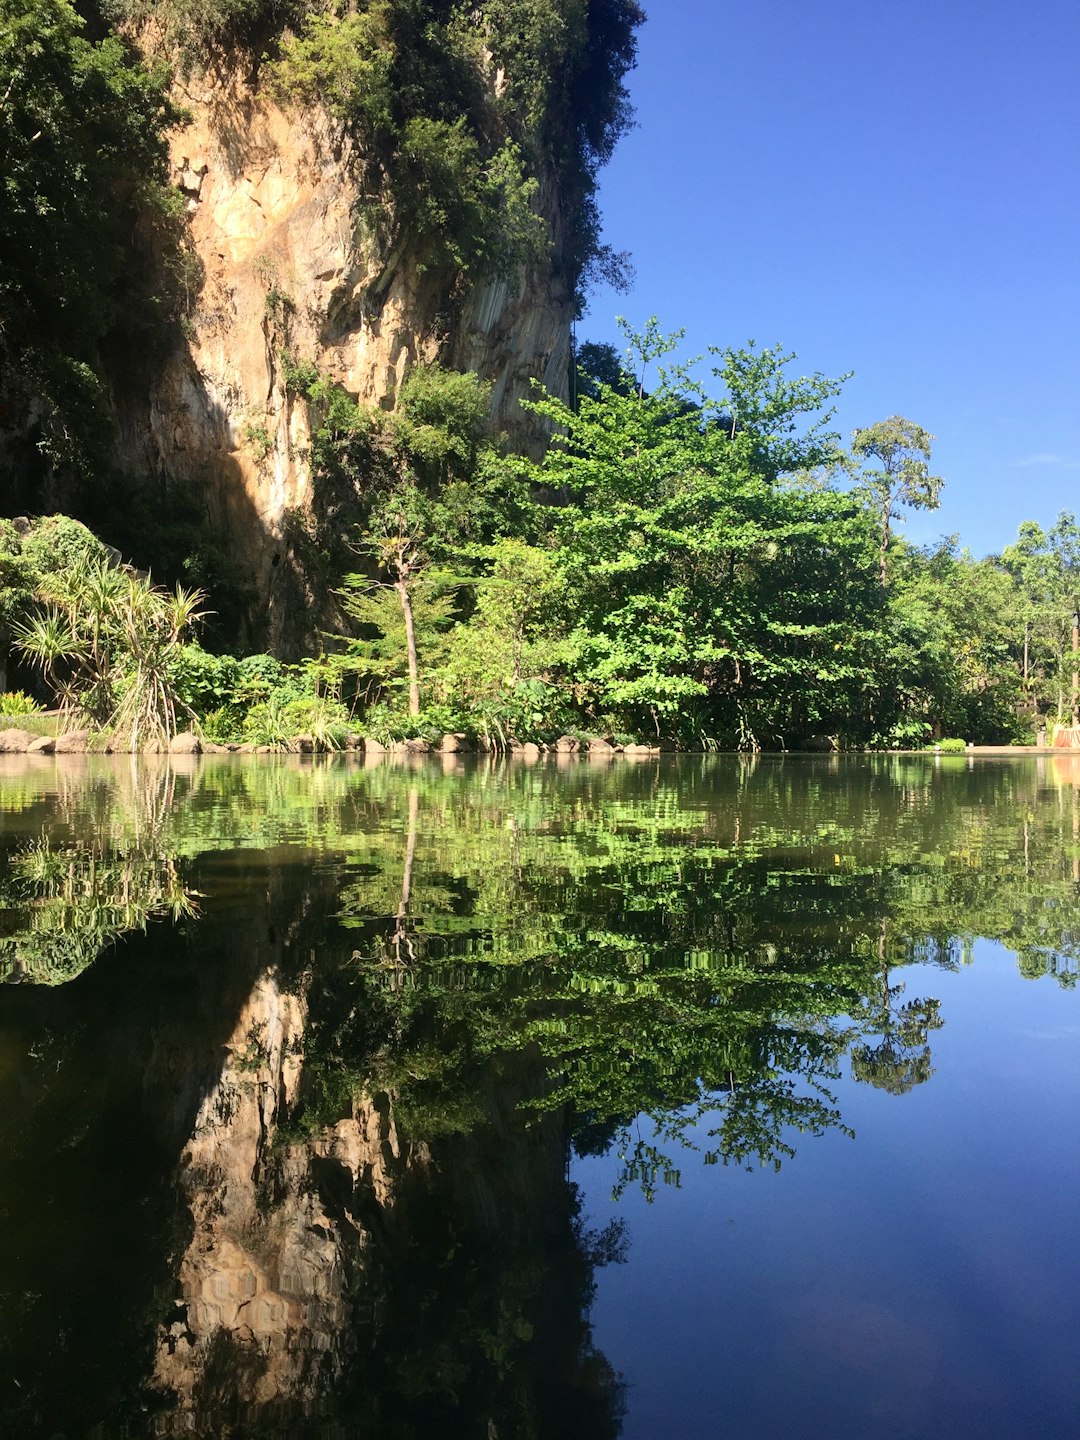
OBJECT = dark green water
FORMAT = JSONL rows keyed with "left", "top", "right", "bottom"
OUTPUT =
{"left": 0, "top": 751, "right": 1077, "bottom": 1438}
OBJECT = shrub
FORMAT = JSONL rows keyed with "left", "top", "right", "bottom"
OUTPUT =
{"left": 927, "top": 737, "right": 968, "bottom": 754}
{"left": 0, "top": 690, "right": 42, "bottom": 716}
{"left": 393, "top": 118, "right": 546, "bottom": 279}
{"left": 242, "top": 692, "right": 349, "bottom": 749}
{"left": 15, "top": 551, "right": 206, "bottom": 744}
{"left": 171, "top": 643, "right": 241, "bottom": 717}
{"left": 268, "top": 7, "right": 394, "bottom": 132}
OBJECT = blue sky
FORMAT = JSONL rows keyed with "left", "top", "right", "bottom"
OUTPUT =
{"left": 582, "top": 0, "right": 1080, "bottom": 557}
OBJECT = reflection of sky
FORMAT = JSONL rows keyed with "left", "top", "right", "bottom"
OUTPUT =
{"left": 578, "top": 946, "right": 1080, "bottom": 1438}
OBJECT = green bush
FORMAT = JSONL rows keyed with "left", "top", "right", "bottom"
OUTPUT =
{"left": 0, "top": 690, "right": 42, "bottom": 716}
{"left": 171, "top": 643, "right": 241, "bottom": 717}
{"left": 200, "top": 705, "right": 241, "bottom": 743}
{"left": 394, "top": 118, "right": 546, "bottom": 279}
{"left": 926, "top": 737, "right": 968, "bottom": 754}
{"left": 172, "top": 647, "right": 348, "bottom": 742}
{"left": 15, "top": 545, "right": 206, "bottom": 743}
{"left": 358, "top": 699, "right": 466, "bottom": 744}
{"left": 268, "top": 7, "right": 394, "bottom": 131}
{"left": 872, "top": 718, "right": 932, "bottom": 749}
{"left": 242, "top": 692, "right": 349, "bottom": 749}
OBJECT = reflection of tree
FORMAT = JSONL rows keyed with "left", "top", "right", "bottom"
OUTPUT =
{"left": 389, "top": 783, "right": 419, "bottom": 972}
{"left": 7, "top": 752, "right": 1080, "bottom": 1433}
{"left": 850, "top": 924, "right": 944, "bottom": 1096}
{"left": 851, "top": 997, "right": 944, "bottom": 1095}
{"left": 0, "top": 763, "right": 197, "bottom": 984}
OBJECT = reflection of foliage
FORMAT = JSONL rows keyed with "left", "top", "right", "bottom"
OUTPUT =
{"left": 4, "top": 752, "right": 1080, "bottom": 1434}
{"left": 5, "top": 754, "right": 1080, "bottom": 1169}
{"left": 0, "top": 764, "right": 198, "bottom": 984}
{"left": 293, "top": 757, "right": 1080, "bottom": 1192}
{"left": 0, "top": 838, "right": 197, "bottom": 985}
{"left": 851, "top": 997, "right": 944, "bottom": 1095}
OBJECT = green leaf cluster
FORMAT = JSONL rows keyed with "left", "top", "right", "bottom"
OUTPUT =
{"left": 0, "top": 0, "right": 184, "bottom": 466}
{"left": 12, "top": 524, "right": 207, "bottom": 743}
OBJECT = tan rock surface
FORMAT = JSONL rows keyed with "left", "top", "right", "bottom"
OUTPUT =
{"left": 118, "top": 58, "right": 571, "bottom": 655}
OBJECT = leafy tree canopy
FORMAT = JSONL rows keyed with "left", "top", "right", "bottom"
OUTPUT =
{"left": 0, "top": 0, "right": 183, "bottom": 465}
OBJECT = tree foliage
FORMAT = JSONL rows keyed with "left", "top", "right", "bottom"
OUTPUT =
{"left": 0, "top": 0, "right": 183, "bottom": 465}
{"left": 851, "top": 416, "right": 943, "bottom": 587}
{"left": 524, "top": 323, "right": 883, "bottom": 746}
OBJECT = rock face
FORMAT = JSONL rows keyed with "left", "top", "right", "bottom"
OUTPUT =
{"left": 117, "top": 60, "right": 572, "bottom": 655}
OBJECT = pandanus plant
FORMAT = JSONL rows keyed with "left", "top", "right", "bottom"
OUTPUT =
{"left": 13, "top": 554, "right": 207, "bottom": 747}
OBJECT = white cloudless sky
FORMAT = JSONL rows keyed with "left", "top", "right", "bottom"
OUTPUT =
{"left": 582, "top": 0, "right": 1080, "bottom": 557}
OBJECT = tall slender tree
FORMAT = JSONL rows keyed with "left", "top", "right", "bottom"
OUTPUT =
{"left": 852, "top": 416, "right": 943, "bottom": 587}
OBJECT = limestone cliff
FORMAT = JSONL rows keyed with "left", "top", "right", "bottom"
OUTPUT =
{"left": 0, "top": 1, "right": 642, "bottom": 657}
{"left": 119, "top": 60, "right": 573, "bottom": 654}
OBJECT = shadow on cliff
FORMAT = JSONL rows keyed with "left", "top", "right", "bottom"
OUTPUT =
{"left": 111, "top": 348, "right": 323, "bottom": 657}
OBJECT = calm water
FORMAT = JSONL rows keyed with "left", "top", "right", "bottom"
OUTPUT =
{"left": 0, "top": 751, "right": 1077, "bottom": 1438}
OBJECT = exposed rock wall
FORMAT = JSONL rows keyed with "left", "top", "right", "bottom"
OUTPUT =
{"left": 118, "top": 61, "right": 573, "bottom": 654}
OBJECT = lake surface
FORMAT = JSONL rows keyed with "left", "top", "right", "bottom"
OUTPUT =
{"left": 0, "top": 751, "right": 1077, "bottom": 1438}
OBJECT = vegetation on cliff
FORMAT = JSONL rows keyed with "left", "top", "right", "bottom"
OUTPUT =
{"left": 109, "top": 0, "right": 642, "bottom": 303}
{"left": 0, "top": 0, "right": 185, "bottom": 467}
{"left": 2, "top": 2, "right": 1077, "bottom": 747}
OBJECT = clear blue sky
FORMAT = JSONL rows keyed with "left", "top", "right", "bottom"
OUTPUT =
{"left": 582, "top": 0, "right": 1080, "bottom": 557}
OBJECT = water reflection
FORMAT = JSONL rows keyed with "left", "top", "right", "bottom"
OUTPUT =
{"left": 0, "top": 753, "right": 1078, "bottom": 1434}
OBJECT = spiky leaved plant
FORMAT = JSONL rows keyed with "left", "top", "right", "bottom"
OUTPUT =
{"left": 14, "top": 551, "right": 206, "bottom": 746}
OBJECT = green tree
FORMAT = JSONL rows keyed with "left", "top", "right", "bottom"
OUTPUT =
{"left": 1000, "top": 520, "right": 1060, "bottom": 719}
{"left": 851, "top": 416, "right": 944, "bottom": 587}
{"left": 878, "top": 538, "right": 1024, "bottom": 744}
{"left": 527, "top": 323, "right": 884, "bottom": 746}
{"left": 440, "top": 538, "right": 568, "bottom": 740}
{"left": 997, "top": 513, "right": 1080, "bottom": 725}
{"left": 0, "top": 0, "right": 181, "bottom": 466}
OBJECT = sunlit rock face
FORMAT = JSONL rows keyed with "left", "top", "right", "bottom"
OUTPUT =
{"left": 151, "top": 970, "right": 414, "bottom": 1434}
{"left": 116, "top": 59, "right": 571, "bottom": 654}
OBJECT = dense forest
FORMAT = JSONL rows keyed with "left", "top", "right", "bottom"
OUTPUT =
{"left": 2, "top": 0, "right": 1079, "bottom": 750}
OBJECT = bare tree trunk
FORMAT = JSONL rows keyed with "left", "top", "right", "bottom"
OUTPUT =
{"left": 879, "top": 499, "right": 892, "bottom": 589}
{"left": 396, "top": 577, "right": 420, "bottom": 718}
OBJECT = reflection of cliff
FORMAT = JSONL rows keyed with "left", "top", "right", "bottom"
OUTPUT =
{"left": 0, "top": 865, "right": 300, "bottom": 1439}
{"left": 152, "top": 969, "right": 407, "bottom": 1433}
{"left": 149, "top": 959, "right": 623, "bottom": 1438}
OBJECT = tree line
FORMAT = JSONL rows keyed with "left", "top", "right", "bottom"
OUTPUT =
{"left": 4, "top": 322, "right": 1080, "bottom": 750}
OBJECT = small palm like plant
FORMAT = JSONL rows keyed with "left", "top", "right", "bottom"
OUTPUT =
{"left": 14, "top": 552, "right": 207, "bottom": 747}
